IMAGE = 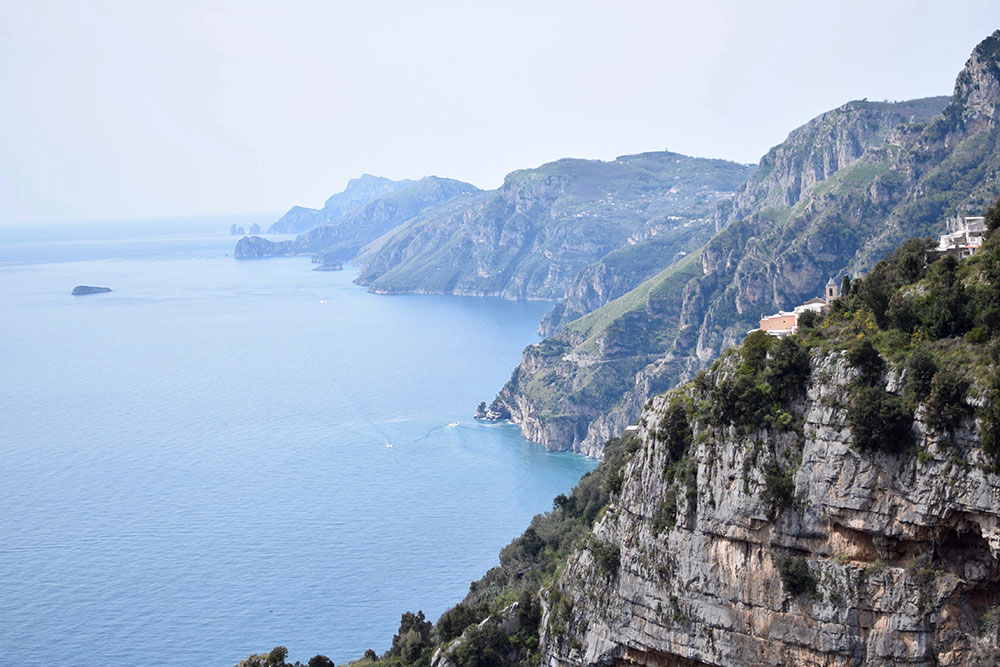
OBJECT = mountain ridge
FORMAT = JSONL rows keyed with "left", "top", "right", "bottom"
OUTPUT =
{"left": 485, "top": 41, "right": 1000, "bottom": 457}
{"left": 303, "top": 165, "right": 1000, "bottom": 667}
{"left": 234, "top": 176, "right": 479, "bottom": 261}
{"left": 268, "top": 174, "right": 416, "bottom": 235}
{"left": 355, "top": 151, "right": 753, "bottom": 302}
{"left": 234, "top": 29, "right": 1000, "bottom": 667}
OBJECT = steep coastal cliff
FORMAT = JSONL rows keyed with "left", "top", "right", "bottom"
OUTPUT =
{"left": 235, "top": 29, "right": 1000, "bottom": 667}
{"left": 717, "top": 97, "right": 948, "bottom": 224}
{"left": 542, "top": 352, "right": 999, "bottom": 666}
{"left": 486, "top": 33, "right": 1000, "bottom": 458}
{"left": 421, "top": 218, "right": 1000, "bottom": 666}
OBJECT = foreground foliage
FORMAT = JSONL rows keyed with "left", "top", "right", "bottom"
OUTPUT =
{"left": 798, "top": 196, "right": 1000, "bottom": 456}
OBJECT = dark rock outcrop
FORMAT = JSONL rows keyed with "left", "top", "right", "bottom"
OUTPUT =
{"left": 71, "top": 285, "right": 112, "bottom": 295}
{"left": 312, "top": 262, "right": 343, "bottom": 272}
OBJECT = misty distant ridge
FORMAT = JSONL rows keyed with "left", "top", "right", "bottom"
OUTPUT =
{"left": 267, "top": 174, "right": 418, "bottom": 234}
{"left": 237, "top": 150, "right": 754, "bottom": 310}
{"left": 264, "top": 149, "right": 753, "bottom": 239}
{"left": 236, "top": 176, "right": 481, "bottom": 263}
{"left": 235, "top": 73, "right": 980, "bottom": 462}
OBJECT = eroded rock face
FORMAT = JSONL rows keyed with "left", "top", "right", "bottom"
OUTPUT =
{"left": 540, "top": 353, "right": 1000, "bottom": 666}
{"left": 952, "top": 33, "right": 1000, "bottom": 135}
{"left": 724, "top": 98, "right": 948, "bottom": 223}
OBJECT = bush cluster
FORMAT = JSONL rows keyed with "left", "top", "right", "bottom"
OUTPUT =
{"left": 845, "top": 339, "right": 912, "bottom": 453}
{"left": 707, "top": 332, "right": 811, "bottom": 436}
{"left": 235, "top": 647, "right": 335, "bottom": 667}
{"left": 761, "top": 459, "right": 796, "bottom": 519}
{"left": 831, "top": 198, "right": 1000, "bottom": 344}
{"left": 587, "top": 536, "right": 621, "bottom": 577}
{"left": 657, "top": 396, "right": 693, "bottom": 463}
{"left": 924, "top": 369, "right": 972, "bottom": 436}
{"left": 980, "top": 373, "right": 1000, "bottom": 466}
{"left": 775, "top": 555, "right": 818, "bottom": 597}
{"left": 813, "top": 195, "right": 1000, "bottom": 453}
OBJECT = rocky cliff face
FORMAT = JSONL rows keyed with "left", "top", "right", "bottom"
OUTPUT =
{"left": 487, "top": 32, "right": 1000, "bottom": 459}
{"left": 356, "top": 152, "right": 751, "bottom": 301}
{"left": 720, "top": 97, "right": 947, "bottom": 224}
{"left": 952, "top": 35, "right": 1000, "bottom": 135}
{"left": 539, "top": 350, "right": 1000, "bottom": 666}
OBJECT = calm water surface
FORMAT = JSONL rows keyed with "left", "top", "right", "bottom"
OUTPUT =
{"left": 0, "top": 218, "right": 596, "bottom": 665}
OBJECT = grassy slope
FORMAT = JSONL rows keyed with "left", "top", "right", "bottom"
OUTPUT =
{"left": 568, "top": 249, "right": 704, "bottom": 345}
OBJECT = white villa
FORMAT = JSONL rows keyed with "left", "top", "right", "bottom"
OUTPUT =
{"left": 935, "top": 216, "right": 986, "bottom": 259}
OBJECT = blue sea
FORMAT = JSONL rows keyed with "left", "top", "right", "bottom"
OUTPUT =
{"left": 0, "top": 217, "right": 596, "bottom": 666}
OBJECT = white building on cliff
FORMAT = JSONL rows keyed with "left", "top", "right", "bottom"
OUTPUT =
{"left": 934, "top": 216, "right": 986, "bottom": 259}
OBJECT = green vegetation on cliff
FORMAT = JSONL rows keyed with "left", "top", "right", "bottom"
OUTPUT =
{"left": 238, "top": 195, "right": 1000, "bottom": 667}
{"left": 236, "top": 29, "right": 1000, "bottom": 667}
{"left": 530, "top": 210, "right": 1000, "bottom": 664}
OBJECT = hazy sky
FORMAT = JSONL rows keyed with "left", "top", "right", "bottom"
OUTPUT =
{"left": 1, "top": 1, "right": 998, "bottom": 224}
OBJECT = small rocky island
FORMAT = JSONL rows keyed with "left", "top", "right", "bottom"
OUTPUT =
{"left": 71, "top": 285, "right": 112, "bottom": 296}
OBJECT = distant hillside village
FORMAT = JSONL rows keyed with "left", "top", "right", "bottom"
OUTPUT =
{"left": 755, "top": 216, "right": 986, "bottom": 338}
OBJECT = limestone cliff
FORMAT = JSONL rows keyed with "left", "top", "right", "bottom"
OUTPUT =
{"left": 539, "top": 346, "right": 1000, "bottom": 666}
{"left": 719, "top": 97, "right": 948, "bottom": 224}
{"left": 366, "top": 218, "right": 1000, "bottom": 667}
